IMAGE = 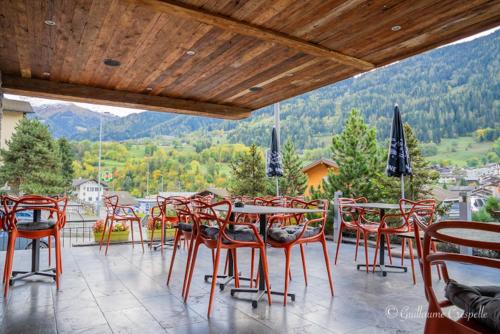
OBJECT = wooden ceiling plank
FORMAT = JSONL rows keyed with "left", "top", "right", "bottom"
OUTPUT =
{"left": 128, "top": 0, "right": 374, "bottom": 70}
{"left": 130, "top": 21, "right": 214, "bottom": 92}
{"left": 12, "top": 0, "right": 32, "bottom": 78}
{"left": 0, "top": 2, "right": 21, "bottom": 74}
{"left": 2, "top": 75, "right": 251, "bottom": 119}
{"left": 69, "top": 0, "right": 114, "bottom": 83}
{"left": 193, "top": 45, "right": 300, "bottom": 101}
{"left": 147, "top": 28, "right": 236, "bottom": 94}
{"left": 160, "top": 35, "right": 268, "bottom": 97}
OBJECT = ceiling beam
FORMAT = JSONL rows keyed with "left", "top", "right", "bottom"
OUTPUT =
{"left": 2, "top": 75, "right": 252, "bottom": 120}
{"left": 130, "top": 0, "right": 375, "bottom": 71}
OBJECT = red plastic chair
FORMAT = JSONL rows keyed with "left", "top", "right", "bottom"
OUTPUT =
{"left": 148, "top": 195, "right": 179, "bottom": 254}
{"left": 183, "top": 199, "right": 272, "bottom": 317}
{"left": 420, "top": 221, "right": 500, "bottom": 333}
{"left": 334, "top": 197, "right": 390, "bottom": 271}
{"left": 99, "top": 195, "right": 144, "bottom": 255}
{"left": 266, "top": 199, "right": 334, "bottom": 305}
{"left": 373, "top": 199, "right": 436, "bottom": 283}
{"left": 2, "top": 195, "right": 67, "bottom": 296}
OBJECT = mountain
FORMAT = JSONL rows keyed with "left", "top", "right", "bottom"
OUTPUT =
{"left": 30, "top": 104, "right": 117, "bottom": 139}
{"left": 32, "top": 30, "right": 500, "bottom": 147}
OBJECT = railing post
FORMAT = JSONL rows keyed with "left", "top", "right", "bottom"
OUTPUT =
{"left": 333, "top": 191, "right": 342, "bottom": 243}
{"left": 458, "top": 191, "right": 472, "bottom": 255}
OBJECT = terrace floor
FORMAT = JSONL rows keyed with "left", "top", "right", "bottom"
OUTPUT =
{"left": 0, "top": 241, "right": 497, "bottom": 334}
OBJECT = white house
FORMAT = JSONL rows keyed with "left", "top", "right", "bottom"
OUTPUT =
{"left": 72, "top": 178, "right": 108, "bottom": 204}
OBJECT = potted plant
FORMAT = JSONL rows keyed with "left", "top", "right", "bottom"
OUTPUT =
{"left": 93, "top": 220, "right": 130, "bottom": 242}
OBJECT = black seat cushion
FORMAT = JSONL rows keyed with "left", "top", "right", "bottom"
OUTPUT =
{"left": 177, "top": 222, "right": 193, "bottom": 232}
{"left": 268, "top": 225, "right": 321, "bottom": 243}
{"left": 199, "top": 225, "right": 257, "bottom": 243}
{"left": 445, "top": 279, "right": 500, "bottom": 332}
{"left": 17, "top": 220, "right": 56, "bottom": 231}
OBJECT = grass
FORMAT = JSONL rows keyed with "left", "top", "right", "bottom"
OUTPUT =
{"left": 425, "top": 136, "right": 493, "bottom": 167}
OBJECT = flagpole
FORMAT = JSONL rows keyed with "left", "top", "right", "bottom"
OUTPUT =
{"left": 274, "top": 102, "right": 280, "bottom": 197}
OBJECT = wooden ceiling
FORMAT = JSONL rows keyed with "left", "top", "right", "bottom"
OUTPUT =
{"left": 1, "top": 0, "right": 499, "bottom": 119}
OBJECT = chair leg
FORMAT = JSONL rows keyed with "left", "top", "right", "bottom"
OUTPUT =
{"left": 167, "top": 229, "right": 182, "bottom": 285}
{"left": 372, "top": 233, "right": 381, "bottom": 273}
{"left": 4, "top": 232, "right": 16, "bottom": 297}
{"left": 54, "top": 234, "right": 61, "bottom": 289}
{"left": 130, "top": 221, "right": 135, "bottom": 248}
{"left": 182, "top": 233, "right": 196, "bottom": 298}
{"left": 104, "top": 221, "right": 114, "bottom": 256}
{"left": 354, "top": 229, "right": 360, "bottom": 261}
{"left": 401, "top": 237, "right": 406, "bottom": 266}
{"left": 223, "top": 250, "right": 229, "bottom": 275}
{"left": 431, "top": 242, "right": 442, "bottom": 280}
{"left": 233, "top": 249, "right": 240, "bottom": 288}
{"left": 184, "top": 240, "right": 201, "bottom": 303}
{"left": 160, "top": 220, "right": 165, "bottom": 255}
{"left": 321, "top": 238, "right": 335, "bottom": 296}
{"left": 137, "top": 220, "right": 144, "bottom": 252}
{"left": 207, "top": 245, "right": 221, "bottom": 318}
{"left": 3, "top": 233, "right": 13, "bottom": 284}
{"left": 48, "top": 236, "right": 52, "bottom": 267}
{"left": 386, "top": 236, "right": 393, "bottom": 265}
{"left": 408, "top": 238, "right": 416, "bottom": 285}
{"left": 149, "top": 223, "right": 155, "bottom": 248}
{"left": 99, "top": 217, "right": 109, "bottom": 251}
{"left": 259, "top": 245, "right": 272, "bottom": 305}
{"left": 363, "top": 231, "right": 369, "bottom": 273}
{"left": 250, "top": 248, "right": 255, "bottom": 288}
{"left": 211, "top": 249, "right": 215, "bottom": 266}
{"left": 283, "top": 247, "right": 292, "bottom": 306}
{"left": 334, "top": 224, "right": 343, "bottom": 265}
{"left": 299, "top": 244, "right": 308, "bottom": 286}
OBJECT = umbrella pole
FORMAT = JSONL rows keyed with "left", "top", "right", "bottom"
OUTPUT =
{"left": 276, "top": 177, "right": 279, "bottom": 197}
{"left": 401, "top": 175, "right": 405, "bottom": 200}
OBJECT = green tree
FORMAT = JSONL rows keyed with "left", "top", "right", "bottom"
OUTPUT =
{"left": 280, "top": 139, "right": 308, "bottom": 196}
{"left": 323, "top": 109, "right": 382, "bottom": 200}
{"left": 0, "top": 119, "right": 65, "bottom": 194}
{"left": 57, "top": 137, "right": 75, "bottom": 189}
{"left": 230, "top": 144, "right": 269, "bottom": 197}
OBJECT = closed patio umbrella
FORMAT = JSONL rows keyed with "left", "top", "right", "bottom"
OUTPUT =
{"left": 386, "top": 104, "right": 412, "bottom": 198}
{"left": 267, "top": 127, "right": 283, "bottom": 196}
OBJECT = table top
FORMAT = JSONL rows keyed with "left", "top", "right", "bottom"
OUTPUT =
{"left": 214, "top": 204, "right": 323, "bottom": 215}
{"left": 343, "top": 202, "right": 411, "bottom": 210}
{"left": 398, "top": 222, "right": 500, "bottom": 243}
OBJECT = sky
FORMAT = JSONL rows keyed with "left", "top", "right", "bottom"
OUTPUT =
{"left": 5, "top": 27, "right": 499, "bottom": 117}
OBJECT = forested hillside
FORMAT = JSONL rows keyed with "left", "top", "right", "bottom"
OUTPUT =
{"left": 32, "top": 30, "right": 499, "bottom": 148}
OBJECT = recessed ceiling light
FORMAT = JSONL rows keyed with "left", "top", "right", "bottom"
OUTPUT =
{"left": 44, "top": 20, "right": 56, "bottom": 26}
{"left": 186, "top": 50, "right": 196, "bottom": 56}
{"left": 391, "top": 25, "right": 401, "bottom": 31}
{"left": 42, "top": 72, "right": 51, "bottom": 77}
{"left": 286, "top": 73, "right": 294, "bottom": 77}
{"left": 146, "top": 87, "right": 153, "bottom": 91}
{"left": 103, "top": 58, "right": 121, "bottom": 67}
{"left": 249, "top": 86, "right": 263, "bottom": 92}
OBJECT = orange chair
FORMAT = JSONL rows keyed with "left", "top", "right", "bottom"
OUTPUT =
{"left": 335, "top": 197, "right": 390, "bottom": 272}
{"left": 420, "top": 221, "right": 500, "bottom": 333}
{"left": 2, "top": 195, "right": 67, "bottom": 296}
{"left": 183, "top": 199, "right": 272, "bottom": 317}
{"left": 372, "top": 199, "right": 436, "bottom": 283}
{"left": 266, "top": 199, "right": 334, "bottom": 305}
{"left": 99, "top": 195, "right": 144, "bottom": 255}
{"left": 148, "top": 195, "right": 179, "bottom": 254}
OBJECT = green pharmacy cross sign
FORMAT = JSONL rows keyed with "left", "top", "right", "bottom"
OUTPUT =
{"left": 102, "top": 170, "right": 113, "bottom": 182}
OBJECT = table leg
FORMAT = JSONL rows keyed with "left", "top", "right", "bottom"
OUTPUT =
{"left": 230, "top": 213, "right": 295, "bottom": 308}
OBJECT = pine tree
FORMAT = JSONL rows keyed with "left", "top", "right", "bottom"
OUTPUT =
{"left": 322, "top": 109, "right": 382, "bottom": 200}
{"left": 58, "top": 137, "right": 75, "bottom": 189}
{"left": 0, "top": 119, "right": 65, "bottom": 195}
{"left": 280, "top": 139, "right": 308, "bottom": 196}
{"left": 230, "top": 144, "right": 270, "bottom": 197}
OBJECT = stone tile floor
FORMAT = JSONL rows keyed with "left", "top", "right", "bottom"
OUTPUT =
{"left": 0, "top": 241, "right": 497, "bottom": 333}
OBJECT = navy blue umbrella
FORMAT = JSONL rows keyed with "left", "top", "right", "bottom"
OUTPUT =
{"left": 267, "top": 127, "right": 283, "bottom": 195}
{"left": 386, "top": 105, "right": 412, "bottom": 198}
